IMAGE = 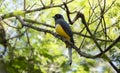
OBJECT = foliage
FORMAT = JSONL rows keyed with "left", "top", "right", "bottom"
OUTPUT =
{"left": 0, "top": 0, "right": 120, "bottom": 73}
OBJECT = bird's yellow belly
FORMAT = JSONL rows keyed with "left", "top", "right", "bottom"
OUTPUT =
{"left": 55, "top": 24, "right": 70, "bottom": 40}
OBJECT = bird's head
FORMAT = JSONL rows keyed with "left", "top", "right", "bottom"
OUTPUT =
{"left": 53, "top": 14, "right": 64, "bottom": 20}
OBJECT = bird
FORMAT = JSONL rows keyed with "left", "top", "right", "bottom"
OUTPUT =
{"left": 53, "top": 14, "right": 74, "bottom": 65}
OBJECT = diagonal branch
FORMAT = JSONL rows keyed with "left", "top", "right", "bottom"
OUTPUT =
{"left": 16, "top": 16, "right": 97, "bottom": 59}
{"left": 77, "top": 12, "right": 103, "bottom": 52}
{"left": 24, "top": 19, "right": 55, "bottom": 28}
{"left": 95, "top": 35, "right": 120, "bottom": 57}
{"left": 77, "top": 12, "right": 119, "bottom": 73}
{"left": 63, "top": 2, "right": 73, "bottom": 24}
{"left": 0, "top": 0, "right": 73, "bottom": 20}
{"left": 24, "top": 18, "right": 113, "bottom": 42}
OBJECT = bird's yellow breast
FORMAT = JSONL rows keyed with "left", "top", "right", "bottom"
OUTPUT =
{"left": 55, "top": 24, "right": 70, "bottom": 40}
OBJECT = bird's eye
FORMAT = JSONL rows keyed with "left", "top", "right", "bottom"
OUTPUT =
{"left": 57, "top": 15, "right": 60, "bottom": 18}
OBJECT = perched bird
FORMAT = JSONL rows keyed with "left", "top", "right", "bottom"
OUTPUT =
{"left": 53, "top": 14, "right": 74, "bottom": 65}
{"left": 0, "top": 22, "right": 7, "bottom": 58}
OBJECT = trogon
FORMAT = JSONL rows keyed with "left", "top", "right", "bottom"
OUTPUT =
{"left": 53, "top": 14, "right": 74, "bottom": 65}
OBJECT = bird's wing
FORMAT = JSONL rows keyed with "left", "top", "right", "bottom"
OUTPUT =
{"left": 56, "top": 19, "right": 73, "bottom": 37}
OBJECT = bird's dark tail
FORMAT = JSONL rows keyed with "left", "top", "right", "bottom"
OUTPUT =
{"left": 68, "top": 47, "right": 72, "bottom": 65}
{"left": 67, "top": 37, "right": 74, "bottom": 65}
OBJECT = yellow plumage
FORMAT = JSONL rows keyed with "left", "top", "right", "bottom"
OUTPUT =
{"left": 55, "top": 24, "right": 70, "bottom": 41}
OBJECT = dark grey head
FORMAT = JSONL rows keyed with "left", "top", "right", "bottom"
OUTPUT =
{"left": 53, "top": 14, "right": 64, "bottom": 20}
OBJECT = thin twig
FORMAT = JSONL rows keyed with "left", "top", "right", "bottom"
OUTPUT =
{"left": 73, "top": 31, "right": 112, "bottom": 42}
{"left": 79, "top": 31, "right": 87, "bottom": 49}
{"left": 29, "top": 2, "right": 37, "bottom": 10}
{"left": 24, "top": 18, "right": 55, "bottom": 28}
{"left": 1, "top": 0, "right": 73, "bottom": 20}
{"left": 63, "top": 2, "right": 73, "bottom": 24}
{"left": 40, "top": 0, "right": 45, "bottom": 7}
{"left": 89, "top": 0, "right": 116, "bottom": 24}
{"left": 24, "top": 0, "right": 26, "bottom": 11}
{"left": 3, "top": 20, "right": 19, "bottom": 29}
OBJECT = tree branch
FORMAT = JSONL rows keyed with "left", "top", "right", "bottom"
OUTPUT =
{"left": 24, "top": 18, "right": 113, "bottom": 42}
{"left": 63, "top": 2, "right": 73, "bottom": 24}
{"left": 15, "top": 16, "right": 97, "bottom": 59}
{"left": 0, "top": 0, "right": 73, "bottom": 20}
{"left": 77, "top": 12, "right": 119, "bottom": 73}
